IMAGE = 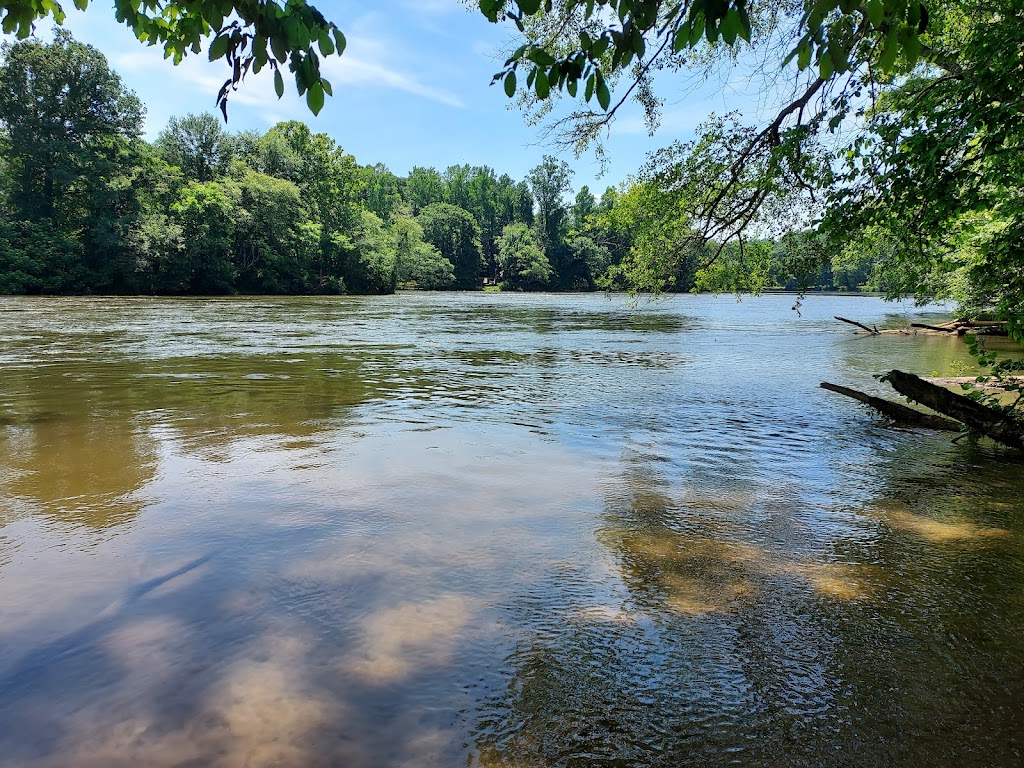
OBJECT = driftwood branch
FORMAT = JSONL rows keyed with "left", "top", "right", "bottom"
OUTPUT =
{"left": 836, "top": 317, "right": 1008, "bottom": 336}
{"left": 820, "top": 382, "right": 961, "bottom": 431}
{"left": 835, "top": 316, "right": 880, "bottom": 335}
{"left": 885, "top": 370, "right": 1024, "bottom": 449}
{"left": 910, "top": 319, "right": 1008, "bottom": 336}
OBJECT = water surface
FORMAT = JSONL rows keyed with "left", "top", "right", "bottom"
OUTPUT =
{"left": 1, "top": 293, "right": 1022, "bottom": 767}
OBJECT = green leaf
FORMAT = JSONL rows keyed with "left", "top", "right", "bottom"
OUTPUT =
{"left": 504, "top": 70, "right": 517, "bottom": 97}
{"left": 828, "top": 41, "right": 849, "bottom": 73}
{"left": 535, "top": 67, "right": 549, "bottom": 99}
{"left": 274, "top": 67, "right": 284, "bottom": 98}
{"left": 673, "top": 25, "right": 689, "bottom": 52}
{"left": 867, "top": 0, "right": 885, "bottom": 27}
{"left": 908, "top": 0, "right": 922, "bottom": 29}
{"left": 271, "top": 35, "right": 287, "bottom": 63}
{"left": 737, "top": 4, "right": 751, "bottom": 42}
{"left": 819, "top": 50, "right": 834, "bottom": 79}
{"left": 518, "top": 0, "right": 541, "bottom": 15}
{"left": 507, "top": 44, "right": 528, "bottom": 63}
{"left": 567, "top": 77, "right": 577, "bottom": 97}
{"left": 596, "top": 77, "right": 610, "bottom": 110}
{"left": 318, "top": 31, "right": 334, "bottom": 56}
{"left": 903, "top": 35, "right": 921, "bottom": 69}
{"left": 208, "top": 34, "right": 228, "bottom": 62}
{"left": 720, "top": 8, "right": 739, "bottom": 45}
{"left": 878, "top": 28, "right": 900, "bottom": 71}
{"left": 631, "top": 25, "right": 645, "bottom": 58}
{"left": 307, "top": 82, "right": 325, "bottom": 115}
{"left": 529, "top": 48, "right": 556, "bottom": 67}
{"left": 253, "top": 34, "right": 267, "bottom": 63}
{"left": 295, "top": 22, "right": 310, "bottom": 51}
{"left": 584, "top": 72, "right": 595, "bottom": 101}
{"left": 797, "top": 41, "right": 811, "bottom": 70}
{"left": 689, "top": 13, "right": 705, "bottom": 45}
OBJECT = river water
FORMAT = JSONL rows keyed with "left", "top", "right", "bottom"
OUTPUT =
{"left": 0, "top": 293, "right": 1022, "bottom": 767}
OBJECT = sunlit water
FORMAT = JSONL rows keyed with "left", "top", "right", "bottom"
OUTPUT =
{"left": 1, "top": 293, "right": 1022, "bottom": 768}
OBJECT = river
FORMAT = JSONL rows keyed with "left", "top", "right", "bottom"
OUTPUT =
{"left": 1, "top": 293, "right": 1022, "bottom": 767}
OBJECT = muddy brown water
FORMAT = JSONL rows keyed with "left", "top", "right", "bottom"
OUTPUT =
{"left": 1, "top": 293, "right": 1022, "bottom": 767}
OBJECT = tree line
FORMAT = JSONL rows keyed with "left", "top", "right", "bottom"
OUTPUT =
{"left": 0, "top": 32, "right": 885, "bottom": 298}
{"left": 3, "top": 2, "right": 1016, "bottom": 322}
{"left": 0, "top": 33, "right": 597, "bottom": 296}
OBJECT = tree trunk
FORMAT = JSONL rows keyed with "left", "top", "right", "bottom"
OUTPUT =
{"left": 885, "top": 370, "right": 1024, "bottom": 449}
{"left": 820, "top": 382, "right": 962, "bottom": 432}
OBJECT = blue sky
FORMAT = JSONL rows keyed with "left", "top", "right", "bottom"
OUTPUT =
{"left": 14, "top": 0, "right": 759, "bottom": 195}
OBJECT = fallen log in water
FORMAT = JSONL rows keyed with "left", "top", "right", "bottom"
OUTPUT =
{"left": 910, "top": 322, "right": 956, "bottom": 333}
{"left": 925, "top": 375, "right": 1024, "bottom": 390}
{"left": 911, "top": 320, "right": 1009, "bottom": 336}
{"left": 964, "top": 325, "right": 1009, "bottom": 336}
{"left": 820, "top": 382, "right": 962, "bottom": 431}
{"left": 885, "top": 370, "right": 1024, "bottom": 449}
{"left": 833, "top": 317, "right": 915, "bottom": 335}
{"left": 835, "top": 316, "right": 880, "bottom": 334}
{"left": 836, "top": 317, "right": 1009, "bottom": 336}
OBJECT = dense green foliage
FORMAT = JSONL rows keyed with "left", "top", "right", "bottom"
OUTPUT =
{"left": 0, "top": 0, "right": 343, "bottom": 116}
{"left": 4, "top": 34, "right": 883, "bottom": 297}
{"left": 480, "top": 0, "right": 929, "bottom": 110}
{"left": 479, "top": 0, "right": 1023, "bottom": 332}
{"left": 0, "top": 36, "right": 546, "bottom": 294}
{"left": 824, "top": 1, "right": 1024, "bottom": 331}
{"left": 7, "top": 6, "right": 1005, "bottom": 302}
{"left": 496, "top": 222, "right": 552, "bottom": 290}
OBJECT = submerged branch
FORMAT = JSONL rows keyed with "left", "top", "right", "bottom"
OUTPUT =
{"left": 820, "top": 382, "right": 961, "bottom": 432}
{"left": 835, "top": 316, "right": 880, "bottom": 334}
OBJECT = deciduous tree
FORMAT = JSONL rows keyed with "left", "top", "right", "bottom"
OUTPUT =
{"left": 156, "top": 112, "right": 234, "bottom": 182}
{"left": 418, "top": 203, "right": 483, "bottom": 289}
{"left": 497, "top": 221, "right": 553, "bottom": 290}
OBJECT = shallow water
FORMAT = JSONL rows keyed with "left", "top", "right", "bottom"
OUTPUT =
{"left": 0, "top": 293, "right": 1022, "bottom": 767}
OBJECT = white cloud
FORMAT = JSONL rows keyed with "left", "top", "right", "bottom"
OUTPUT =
{"left": 112, "top": 49, "right": 265, "bottom": 107}
{"left": 613, "top": 108, "right": 706, "bottom": 137}
{"left": 320, "top": 54, "right": 465, "bottom": 108}
{"left": 399, "top": 0, "right": 462, "bottom": 15}
{"left": 319, "top": 18, "right": 467, "bottom": 107}
{"left": 471, "top": 38, "right": 501, "bottom": 61}
{"left": 110, "top": 30, "right": 467, "bottom": 121}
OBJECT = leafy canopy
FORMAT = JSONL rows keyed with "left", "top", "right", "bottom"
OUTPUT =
{"left": 0, "top": 0, "right": 343, "bottom": 115}
{"left": 475, "top": 0, "right": 1024, "bottom": 338}
{"left": 825, "top": 1, "right": 1024, "bottom": 330}
{"left": 478, "top": 0, "right": 929, "bottom": 110}
{"left": 0, "top": 30, "right": 143, "bottom": 221}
